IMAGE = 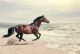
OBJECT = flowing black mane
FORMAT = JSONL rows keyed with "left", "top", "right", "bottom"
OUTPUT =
{"left": 33, "top": 16, "right": 43, "bottom": 23}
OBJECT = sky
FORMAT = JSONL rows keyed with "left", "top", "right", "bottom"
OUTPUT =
{"left": 0, "top": 0, "right": 80, "bottom": 24}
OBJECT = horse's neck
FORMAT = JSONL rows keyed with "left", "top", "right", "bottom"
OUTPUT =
{"left": 34, "top": 21, "right": 42, "bottom": 28}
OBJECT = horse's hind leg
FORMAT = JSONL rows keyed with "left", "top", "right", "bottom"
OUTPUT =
{"left": 16, "top": 33, "right": 20, "bottom": 40}
{"left": 19, "top": 33, "right": 26, "bottom": 41}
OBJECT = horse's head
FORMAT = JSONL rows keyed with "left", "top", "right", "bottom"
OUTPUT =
{"left": 40, "top": 15, "right": 49, "bottom": 23}
{"left": 33, "top": 15, "right": 49, "bottom": 23}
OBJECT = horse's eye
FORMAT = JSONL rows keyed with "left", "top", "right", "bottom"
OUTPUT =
{"left": 42, "top": 18, "right": 44, "bottom": 20}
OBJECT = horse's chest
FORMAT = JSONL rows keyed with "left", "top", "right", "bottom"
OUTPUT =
{"left": 32, "top": 26, "right": 38, "bottom": 33}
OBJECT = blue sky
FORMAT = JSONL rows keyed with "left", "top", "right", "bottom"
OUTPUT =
{"left": 0, "top": 0, "right": 80, "bottom": 23}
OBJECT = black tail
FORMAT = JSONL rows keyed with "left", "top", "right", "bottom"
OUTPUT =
{"left": 3, "top": 27, "right": 15, "bottom": 37}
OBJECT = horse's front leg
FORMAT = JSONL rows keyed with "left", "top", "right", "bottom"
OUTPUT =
{"left": 37, "top": 32, "right": 41, "bottom": 38}
{"left": 32, "top": 33, "right": 40, "bottom": 41}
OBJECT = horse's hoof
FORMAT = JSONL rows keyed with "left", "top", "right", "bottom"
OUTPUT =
{"left": 32, "top": 39, "right": 36, "bottom": 41}
{"left": 19, "top": 40, "right": 21, "bottom": 42}
{"left": 22, "top": 39, "right": 26, "bottom": 42}
{"left": 32, "top": 39, "right": 37, "bottom": 41}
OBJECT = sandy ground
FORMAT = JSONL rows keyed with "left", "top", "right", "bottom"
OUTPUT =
{"left": 1, "top": 23, "right": 80, "bottom": 54}
{"left": 0, "top": 37, "right": 69, "bottom": 54}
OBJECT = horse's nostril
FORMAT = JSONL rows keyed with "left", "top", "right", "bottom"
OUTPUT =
{"left": 47, "top": 21, "right": 49, "bottom": 23}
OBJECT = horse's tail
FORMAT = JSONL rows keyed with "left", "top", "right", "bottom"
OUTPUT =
{"left": 3, "top": 27, "right": 15, "bottom": 37}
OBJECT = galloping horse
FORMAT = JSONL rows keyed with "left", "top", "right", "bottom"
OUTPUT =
{"left": 3, "top": 15, "right": 49, "bottom": 41}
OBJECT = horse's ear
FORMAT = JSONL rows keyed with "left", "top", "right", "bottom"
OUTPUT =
{"left": 42, "top": 15, "right": 44, "bottom": 17}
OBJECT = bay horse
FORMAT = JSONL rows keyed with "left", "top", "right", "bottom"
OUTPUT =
{"left": 3, "top": 15, "right": 49, "bottom": 41}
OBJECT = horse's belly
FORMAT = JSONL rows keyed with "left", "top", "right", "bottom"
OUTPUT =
{"left": 23, "top": 28, "right": 32, "bottom": 34}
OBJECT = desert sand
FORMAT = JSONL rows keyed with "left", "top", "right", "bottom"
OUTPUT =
{"left": 0, "top": 37, "right": 69, "bottom": 54}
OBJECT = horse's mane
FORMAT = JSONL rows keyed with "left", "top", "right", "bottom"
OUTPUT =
{"left": 33, "top": 16, "right": 43, "bottom": 23}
